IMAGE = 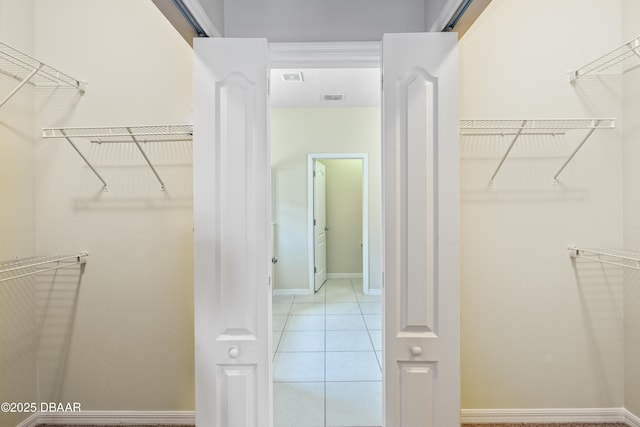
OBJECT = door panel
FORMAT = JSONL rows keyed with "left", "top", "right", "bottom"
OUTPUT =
{"left": 382, "top": 33, "right": 459, "bottom": 427}
{"left": 314, "top": 161, "right": 327, "bottom": 290}
{"left": 193, "top": 38, "right": 271, "bottom": 427}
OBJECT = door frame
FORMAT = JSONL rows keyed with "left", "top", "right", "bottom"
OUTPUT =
{"left": 307, "top": 153, "right": 370, "bottom": 294}
{"left": 270, "top": 41, "right": 381, "bottom": 298}
{"left": 269, "top": 41, "right": 381, "bottom": 69}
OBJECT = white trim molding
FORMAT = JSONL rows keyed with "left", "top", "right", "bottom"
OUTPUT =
{"left": 181, "top": 0, "right": 222, "bottom": 37}
{"left": 273, "top": 288, "right": 313, "bottom": 296}
{"left": 17, "top": 407, "right": 638, "bottom": 426}
{"left": 326, "top": 273, "right": 363, "bottom": 280}
{"left": 17, "top": 410, "right": 195, "bottom": 426}
{"left": 429, "top": 0, "right": 467, "bottom": 31}
{"left": 16, "top": 413, "right": 39, "bottom": 427}
{"left": 307, "top": 153, "right": 370, "bottom": 296}
{"left": 269, "top": 42, "right": 381, "bottom": 69}
{"left": 461, "top": 407, "right": 628, "bottom": 424}
{"left": 626, "top": 408, "right": 640, "bottom": 427}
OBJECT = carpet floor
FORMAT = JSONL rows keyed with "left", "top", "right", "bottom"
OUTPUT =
{"left": 36, "top": 424, "right": 630, "bottom": 427}
{"left": 461, "top": 424, "right": 629, "bottom": 427}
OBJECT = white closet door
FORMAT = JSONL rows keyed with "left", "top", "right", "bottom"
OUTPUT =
{"left": 382, "top": 32, "right": 460, "bottom": 427}
{"left": 193, "top": 38, "right": 271, "bottom": 427}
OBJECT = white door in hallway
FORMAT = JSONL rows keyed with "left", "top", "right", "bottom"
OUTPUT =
{"left": 382, "top": 32, "right": 460, "bottom": 427}
{"left": 193, "top": 38, "right": 272, "bottom": 427}
{"left": 313, "top": 160, "right": 327, "bottom": 291}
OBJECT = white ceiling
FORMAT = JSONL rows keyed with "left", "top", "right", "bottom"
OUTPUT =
{"left": 270, "top": 68, "right": 381, "bottom": 108}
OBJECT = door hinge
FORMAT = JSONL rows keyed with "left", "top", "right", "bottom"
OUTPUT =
{"left": 381, "top": 75, "right": 384, "bottom": 90}
{"left": 314, "top": 267, "right": 317, "bottom": 274}
{"left": 313, "top": 218, "right": 317, "bottom": 226}
{"left": 313, "top": 170, "right": 316, "bottom": 177}
{"left": 268, "top": 276, "right": 272, "bottom": 289}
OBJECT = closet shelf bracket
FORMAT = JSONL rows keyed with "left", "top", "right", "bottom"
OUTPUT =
{"left": 0, "top": 252, "right": 88, "bottom": 283}
{"left": 128, "top": 127, "right": 166, "bottom": 191}
{"left": 568, "top": 245, "right": 640, "bottom": 270}
{"left": 488, "top": 119, "right": 527, "bottom": 185}
{"left": 42, "top": 125, "right": 193, "bottom": 191}
{"left": 0, "top": 40, "right": 86, "bottom": 109}
{"left": 460, "top": 118, "right": 615, "bottom": 184}
{"left": 60, "top": 129, "right": 109, "bottom": 190}
{"left": 569, "top": 35, "right": 640, "bottom": 81}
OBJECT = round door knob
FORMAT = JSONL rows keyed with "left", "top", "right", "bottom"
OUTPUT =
{"left": 228, "top": 347, "right": 240, "bottom": 359}
{"left": 411, "top": 346, "right": 423, "bottom": 356}
{"left": 272, "top": 257, "right": 278, "bottom": 264}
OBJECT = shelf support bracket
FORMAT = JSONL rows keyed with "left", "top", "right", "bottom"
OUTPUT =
{"left": 61, "top": 130, "right": 108, "bottom": 191}
{"left": 127, "top": 127, "right": 166, "bottom": 191}
{"left": 553, "top": 121, "right": 599, "bottom": 182}
{"left": 489, "top": 120, "right": 527, "bottom": 185}
{"left": 0, "top": 63, "right": 42, "bottom": 109}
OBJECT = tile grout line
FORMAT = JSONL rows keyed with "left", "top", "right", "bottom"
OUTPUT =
{"left": 323, "top": 281, "right": 327, "bottom": 427}
{"left": 273, "top": 280, "right": 382, "bottom": 427}
{"left": 274, "top": 296, "right": 295, "bottom": 356}
{"left": 353, "top": 278, "right": 381, "bottom": 369}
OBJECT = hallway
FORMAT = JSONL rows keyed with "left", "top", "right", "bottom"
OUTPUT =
{"left": 272, "top": 278, "right": 382, "bottom": 427}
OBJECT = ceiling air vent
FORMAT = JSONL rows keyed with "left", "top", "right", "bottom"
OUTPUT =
{"left": 322, "top": 94, "right": 344, "bottom": 101}
{"left": 281, "top": 71, "right": 304, "bottom": 82}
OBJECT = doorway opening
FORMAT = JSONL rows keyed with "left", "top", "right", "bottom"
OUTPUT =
{"left": 270, "top": 67, "right": 383, "bottom": 427}
{"left": 308, "top": 154, "right": 370, "bottom": 295}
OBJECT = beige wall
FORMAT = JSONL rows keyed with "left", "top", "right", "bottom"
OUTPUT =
{"left": 0, "top": 0, "right": 35, "bottom": 260}
{"left": 3, "top": 0, "right": 640, "bottom": 420}
{"left": 622, "top": 0, "right": 640, "bottom": 419}
{"left": 271, "top": 108, "right": 381, "bottom": 291}
{"left": 460, "top": 0, "right": 625, "bottom": 409}
{"left": 29, "top": 0, "right": 193, "bottom": 411}
{"left": 323, "top": 159, "right": 363, "bottom": 275}
{"left": 0, "top": 1, "right": 37, "bottom": 426}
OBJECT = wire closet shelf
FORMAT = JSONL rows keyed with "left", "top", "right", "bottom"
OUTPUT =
{"left": 42, "top": 124, "right": 194, "bottom": 191}
{"left": 0, "top": 252, "right": 88, "bottom": 283}
{"left": 0, "top": 40, "right": 85, "bottom": 109}
{"left": 569, "top": 35, "right": 640, "bottom": 81}
{"left": 459, "top": 118, "right": 615, "bottom": 185}
{"left": 568, "top": 246, "right": 640, "bottom": 270}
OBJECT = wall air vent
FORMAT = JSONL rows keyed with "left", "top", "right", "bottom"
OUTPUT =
{"left": 322, "top": 94, "right": 345, "bottom": 101}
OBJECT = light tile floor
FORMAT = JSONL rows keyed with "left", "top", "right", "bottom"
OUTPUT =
{"left": 273, "top": 278, "right": 382, "bottom": 427}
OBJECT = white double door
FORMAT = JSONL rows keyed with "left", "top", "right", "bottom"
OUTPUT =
{"left": 193, "top": 33, "right": 459, "bottom": 427}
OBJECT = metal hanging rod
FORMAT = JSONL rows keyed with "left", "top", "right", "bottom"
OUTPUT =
{"left": 42, "top": 124, "right": 193, "bottom": 191}
{"left": 0, "top": 252, "right": 88, "bottom": 283}
{"left": 568, "top": 246, "right": 640, "bottom": 270}
{"left": 460, "top": 118, "right": 615, "bottom": 185}
{"left": 569, "top": 35, "right": 640, "bottom": 82}
{"left": 0, "top": 40, "right": 85, "bottom": 109}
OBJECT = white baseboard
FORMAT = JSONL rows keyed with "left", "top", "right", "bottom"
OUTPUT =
{"left": 17, "top": 410, "right": 196, "bottom": 426}
{"left": 326, "top": 273, "right": 363, "bottom": 279}
{"left": 273, "top": 288, "right": 313, "bottom": 296}
{"left": 16, "top": 412, "right": 40, "bottom": 427}
{"left": 460, "top": 407, "right": 628, "bottom": 424}
{"left": 626, "top": 408, "right": 640, "bottom": 427}
{"left": 15, "top": 407, "right": 639, "bottom": 426}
